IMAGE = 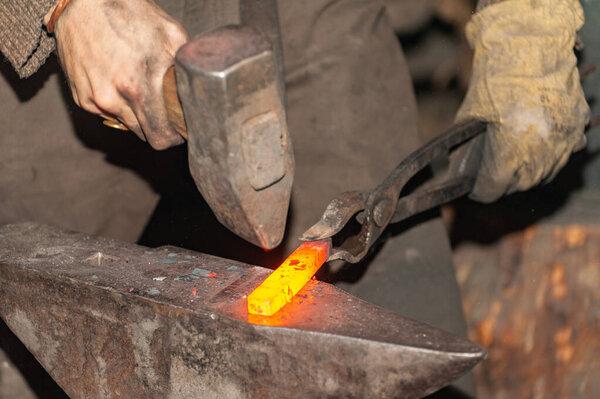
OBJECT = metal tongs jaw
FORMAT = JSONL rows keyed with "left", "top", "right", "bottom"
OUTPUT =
{"left": 301, "top": 119, "right": 487, "bottom": 263}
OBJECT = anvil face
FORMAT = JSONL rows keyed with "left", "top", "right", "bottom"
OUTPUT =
{"left": 0, "top": 223, "right": 483, "bottom": 398}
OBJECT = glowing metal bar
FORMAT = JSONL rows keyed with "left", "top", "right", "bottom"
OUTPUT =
{"left": 248, "top": 239, "right": 331, "bottom": 316}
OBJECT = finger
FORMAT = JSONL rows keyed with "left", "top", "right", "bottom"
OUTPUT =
{"left": 92, "top": 83, "right": 146, "bottom": 141}
{"left": 471, "top": 163, "right": 514, "bottom": 202}
{"left": 448, "top": 134, "right": 485, "bottom": 179}
{"left": 81, "top": 99, "right": 103, "bottom": 116}
{"left": 511, "top": 141, "right": 551, "bottom": 194}
{"left": 542, "top": 138, "right": 575, "bottom": 186}
{"left": 89, "top": 78, "right": 146, "bottom": 140}
{"left": 69, "top": 83, "right": 81, "bottom": 108}
{"left": 135, "top": 96, "right": 184, "bottom": 150}
{"left": 61, "top": 62, "right": 83, "bottom": 108}
{"left": 164, "top": 20, "right": 188, "bottom": 57}
{"left": 544, "top": 149, "right": 571, "bottom": 185}
{"left": 105, "top": 107, "right": 145, "bottom": 140}
{"left": 99, "top": 103, "right": 145, "bottom": 141}
{"left": 72, "top": 68, "right": 104, "bottom": 115}
{"left": 129, "top": 65, "right": 184, "bottom": 150}
{"left": 469, "top": 131, "right": 514, "bottom": 203}
{"left": 153, "top": 6, "right": 188, "bottom": 56}
{"left": 572, "top": 132, "right": 587, "bottom": 152}
{"left": 117, "top": 106, "right": 145, "bottom": 140}
{"left": 511, "top": 132, "right": 573, "bottom": 194}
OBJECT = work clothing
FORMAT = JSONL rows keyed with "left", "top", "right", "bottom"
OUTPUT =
{"left": 455, "top": 0, "right": 589, "bottom": 202}
{"left": 0, "top": 0, "right": 472, "bottom": 396}
{"left": 0, "top": 0, "right": 55, "bottom": 78}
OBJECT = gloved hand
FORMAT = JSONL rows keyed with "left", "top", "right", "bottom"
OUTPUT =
{"left": 453, "top": 0, "right": 590, "bottom": 203}
{"left": 45, "top": 0, "right": 188, "bottom": 150}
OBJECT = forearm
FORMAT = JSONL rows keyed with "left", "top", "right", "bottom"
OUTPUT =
{"left": 0, "top": 0, "right": 57, "bottom": 78}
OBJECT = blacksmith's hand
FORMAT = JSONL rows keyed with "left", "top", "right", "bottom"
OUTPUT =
{"left": 451, "top": 0, "right": 589, "bottom": 202}
{"left": 45, "top": 0, "right": 188, "bottom": 150}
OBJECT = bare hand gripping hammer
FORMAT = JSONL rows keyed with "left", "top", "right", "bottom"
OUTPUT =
{"left": 162, "top": 25, "right": 294, "bottom": 250}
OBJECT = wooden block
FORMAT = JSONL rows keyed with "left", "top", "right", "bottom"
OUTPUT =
{"left": 454, "top": 224, "right": 600, "bottom": 398}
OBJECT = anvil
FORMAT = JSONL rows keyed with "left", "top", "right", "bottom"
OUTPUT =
{"left": 0, "top": 223, "right": 484, "bottom": 398}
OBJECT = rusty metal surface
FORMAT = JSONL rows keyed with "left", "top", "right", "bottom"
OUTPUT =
{"left": 176, "top": 24, "right": 293, "bottom": 250}
{"left": 454, "top": 224, "right": 600, "bottom": 398}
{"left": 0, "top": 223, "right": 483, "bottom": 398}
{"left": 301, "top": 119, "right": 486, "bottom": 263}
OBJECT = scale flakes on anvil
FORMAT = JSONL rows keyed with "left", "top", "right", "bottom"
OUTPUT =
{"left": 0, "top": 223, "right": 484, "bottom": 398}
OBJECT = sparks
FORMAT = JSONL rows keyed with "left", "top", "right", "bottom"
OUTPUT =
{"left": 247, "top": 238, "right": 331, "bottom": 316}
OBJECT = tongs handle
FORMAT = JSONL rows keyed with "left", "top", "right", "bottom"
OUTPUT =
{"left": 391, "top": 176, "right": 475, "bottom": 224}
{"left": 302, "top": 119, "right": 487, "bottom": 263}
{"left": 390, "top": 120, "right": 486, "bottom": 224}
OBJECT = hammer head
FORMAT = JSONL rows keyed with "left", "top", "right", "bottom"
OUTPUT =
{"left": 175, "top": 26, "right": 294, "bottom": 250}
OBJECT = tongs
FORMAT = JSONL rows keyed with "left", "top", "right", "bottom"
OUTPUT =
{"left": 300, "top": 119, "right": 487, "bottom": 262}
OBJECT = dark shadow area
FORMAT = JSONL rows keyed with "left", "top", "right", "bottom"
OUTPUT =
{"left": 398, "top": 13, "right": 469, "bottom": 100}
{"left": 0, "top": 319, "right": 68, "bottom": 398}
{"left": 0, "top": 56, "right": 57, "bottom": 102}
{"left": 450, "top": 147, "right": 596, "bottom": 247}
{"left": 137, "top": 184, "right": 290, "bottom": 268}
{"left": 398, "top": 16, "right": 456, "bottom": 60}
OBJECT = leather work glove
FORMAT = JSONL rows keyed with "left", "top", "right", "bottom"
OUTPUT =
{"left": 452, "top": 0, "right": 590, "bottom": 203}
{"left": 45, "top": 0, "right": 188, "bottom": 150}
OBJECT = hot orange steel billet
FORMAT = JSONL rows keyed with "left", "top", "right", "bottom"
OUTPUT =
{"left": 247, "top": 238, "right": 331, "bottom": 316}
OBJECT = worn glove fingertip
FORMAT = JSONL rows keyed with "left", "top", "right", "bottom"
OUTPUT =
{"left": 573, "top": 133, "right": 587, "bottom": 153}
{"left": 469, "top": 174, "right": 509, "bottom": 203}
{"left": 469, "top": 186, "right": 503, "bottom": 203}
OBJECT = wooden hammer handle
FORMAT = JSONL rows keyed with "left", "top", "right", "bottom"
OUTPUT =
{"left": 163, "top": 67, "right": 188, "bottom": 140}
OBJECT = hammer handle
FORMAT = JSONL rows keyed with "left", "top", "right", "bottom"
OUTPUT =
{"left": 163, "top": 67, "right": 188, "bottom": 140}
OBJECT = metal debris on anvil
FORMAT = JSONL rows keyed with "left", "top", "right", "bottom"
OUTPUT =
{"left": 0, "top": 223, "right": 484, "bottom": 398}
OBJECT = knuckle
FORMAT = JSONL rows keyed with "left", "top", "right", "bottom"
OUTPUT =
{"left": 147, "top": 131, "right": 184, "bottom": 150}
{"left": 167, "top": 22, "right": 189, "bottom": 44}
{"left": 71, "top": 92, "right": 81, "bottom": 107}
{"left": 68, "top": 84, "right": 80, "bottom": 106}
{"left": 93, "top": 90, "right": 117, "bottom": 111}
{"left": 79, "top": 97, "right": 98, "bottom": 114}
{"left": 174, "top": 29, "right": 189, "bottom": 46}
{"left": 148, "top": 137, "right": 174, "bottom": 151}
{"left": 116, "top": 77, "right": 143, "bottom": 104}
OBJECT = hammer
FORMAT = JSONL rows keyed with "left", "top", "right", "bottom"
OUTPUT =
{"left": 160, "top": 26, "right": 294, "bottom": 250}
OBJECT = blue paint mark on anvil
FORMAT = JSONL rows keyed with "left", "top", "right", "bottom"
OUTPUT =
{"left": 175, "top": 275, "right": 196, "bottom": 281}
{"left": 227, "top": 265, "right": 246, "bottom": 274}
{"left": 144, "top": 251, "right": 154, "bottom": 255}
{"left": 192, "top": 268, "right": 212, "bottom": 277}
{"left": 160, "top": 258, "right": 178, "bottom": 264}
{"left": 167, "top": 253, "right": 177, "bottom": 257}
